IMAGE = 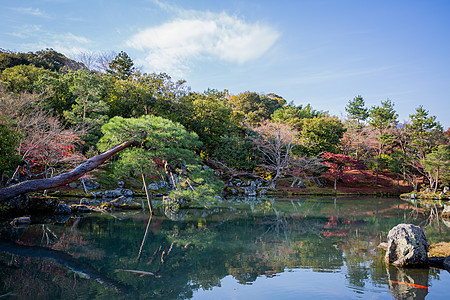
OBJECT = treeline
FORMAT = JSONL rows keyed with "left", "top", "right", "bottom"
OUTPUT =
{"left": 0, "top": 49, "right": 449, "bottom": 197}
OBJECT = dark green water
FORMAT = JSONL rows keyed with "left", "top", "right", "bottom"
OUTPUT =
{"left": 1, "top": 196, "right": 449, "bottom": 299}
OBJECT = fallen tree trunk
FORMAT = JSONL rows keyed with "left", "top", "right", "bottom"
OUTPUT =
{"left": 0, "top": 135, "right": 144, "bottom": 201}
{"left": 0, "top": 240, "right": 130, "bottom": 293}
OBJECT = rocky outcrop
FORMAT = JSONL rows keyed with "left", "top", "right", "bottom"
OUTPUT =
{"left": 225, "top": 179, "right": 265, "bottom": 196}
{"left": 385, "top": 224, "right": 429, "bottom": 267}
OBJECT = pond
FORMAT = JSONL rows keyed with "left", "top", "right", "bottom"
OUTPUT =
{"left": 0, "top": 196, "right": 449, "bottom": 299}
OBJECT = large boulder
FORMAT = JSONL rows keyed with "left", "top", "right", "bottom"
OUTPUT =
{"left": 385, "top": 224, "right": 429, "bottom": 267}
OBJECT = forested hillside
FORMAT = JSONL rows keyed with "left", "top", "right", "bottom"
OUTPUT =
{"left": 1, "top": 49, "right": 449, "bottom": 202}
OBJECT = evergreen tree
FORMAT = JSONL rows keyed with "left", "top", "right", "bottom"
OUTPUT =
{"left": 107, "top": 51, "right": 135, "bottom": 80}
{"left": 423, "top": 145, "right": 450, "bottom": 192}
{"left": 345, "top": 95, "right": 369, "bottom": 124}
{"left": 368, "top": 99, "right": 398, "bottom": 185}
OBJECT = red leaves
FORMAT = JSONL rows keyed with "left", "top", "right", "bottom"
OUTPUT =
{"left": 19, "top": 129, "right": 81, "bottom": 174}
{"left": 321, "top": 152, "right": 365, "bottom": 170}
{"left": 321, "top": 152, "right": 366, "bottom": 184}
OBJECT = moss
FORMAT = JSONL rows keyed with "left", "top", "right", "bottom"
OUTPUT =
{"left": 428, "top": 242, "right": 450, "bottom": 257}
{"left": 101, "top": 202, "right": 142, "bottom": 210}
{"left": 402, "top": 191, "right": 450, "bottom": 200}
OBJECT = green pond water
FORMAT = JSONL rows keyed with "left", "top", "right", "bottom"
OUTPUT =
{"left": 1, "top": 196, "right": 449, "bottom": 299}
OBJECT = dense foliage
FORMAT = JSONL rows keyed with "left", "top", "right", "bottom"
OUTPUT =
{"left": 0, "top": 49, "right": 449, "bottom": 198}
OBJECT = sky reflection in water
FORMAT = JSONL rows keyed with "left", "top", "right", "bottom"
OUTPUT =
{"left": 0, "top": 196, "right": 449, "bottom": 299}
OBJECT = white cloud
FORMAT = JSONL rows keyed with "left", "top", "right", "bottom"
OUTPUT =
{"left": 12, "top": 7, "right": 48, "bottom": 18}
{"left": 64, "top": 33, "right": 91, "bottom": 44}
{"left": 9, "top": 24, "right": 43, "bottom": 39}
{"left": 126, "top": 10, "right": 280, "bottom": 76}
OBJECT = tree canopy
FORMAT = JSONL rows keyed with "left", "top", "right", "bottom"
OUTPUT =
{"left": 1, "top": 48, "right": 449, "bottom": 197}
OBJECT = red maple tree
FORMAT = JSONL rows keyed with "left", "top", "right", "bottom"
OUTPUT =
{"left": 321, "top": 152, "right": 366, "bottom": 190}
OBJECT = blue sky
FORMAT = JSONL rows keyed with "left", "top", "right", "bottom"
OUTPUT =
{"left": 1, "top": 0, "right": 449, "bottom": 128}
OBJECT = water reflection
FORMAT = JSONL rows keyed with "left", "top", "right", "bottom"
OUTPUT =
{"left": 0, "top": 196, "right": 449, "bottom": 299}
{"left": 387, "top": 265, "right": 429, "bottom": 300}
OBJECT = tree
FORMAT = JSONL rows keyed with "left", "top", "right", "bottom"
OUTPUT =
{"left": 63, "top": 70, "right": 109, "bottom": 149}
{"left": 401, "top": 106, "right": 447, "bottom": 190}
{"left": 0, "top": 48, "right": 84, "bottom": 72}
{"left": 106, "top": 51, "right": 135, "bottom": 80}
{"left": 368, "top": 100, "right": 398, "bottom": 185}
{"left": 76, "top": 50, "right": 116, "bottom": 73}
{"left": 423, "top": 145, "right": 450, "bottom": 192}
{"left": 321, "top": 152, "right": 366, "bottom": 190}
{"left": 0, "top": 135, "right": 142, "bottom": 201}
{"left": 0, "top": 64, "right": 76, "bottom": 116}
{"left": 251, "top": 121, "right": 298, "bottom": 188}
{"left": 98, "top": 115, "right": 222, "bottom": 207}
{"left": 271, "top": 103, "right": 327, "bottom": 131}
{"left": 298, "top": 117, "right": 346, "bottom": 156}
{"left": 173, "top": 91, "right": 236, "bottom": 155}
{"left": 344, "top": 96, "right": 369, "bottom": 160}
{"left": 406, "top": 106, "right": 442, "bottom": 155}
{"left": 340, "top": 119, "right": 373, "bottom": 161}
{"left": 229, "top": 92, "right": 280, "bottom": 124}
{"left": 345, "top": 95, "right": 369, "bottom": 124}
{"left": 107, "top": 77, "right": 154, "bottom": 117}
{"left": 212, "top": 134, "right": 256, "bottom": 171}
{"left": 34, "top": 48, "right": 85, "bottom": 72}
{"left": 0, "top": 87, "right": 81, "bottom": 183}
{"left": 97, "top": 115, "right": 202, "bottom": 194}
{"left": 141, "top": 72, "right": 190, "bottom": 118}
{"left": 386, "top": 150, "right": 411, "bottom": 190}
{"left": 260, "top": 93, "right": 286, "bottom": 116}
{"left": 289, "top": 156, "right": 327, "bottom": 188}
{"left": 0, "top": 64, "right": 55, "bottom": 94}
{"left": 445, "top": 127, "right": 450, "bottom": 139}
{"left": 0, "top": 123, "right": 20, "bottom": 180}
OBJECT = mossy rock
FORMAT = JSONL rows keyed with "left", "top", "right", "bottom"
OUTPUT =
{"left": 429, "top": 242, "right": 450, "bottom": 257}
{"left": 101, "top": 196, "right": 142, "bottom": 210}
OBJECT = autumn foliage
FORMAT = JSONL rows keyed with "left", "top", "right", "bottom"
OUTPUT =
{"left": 321, "top": 152, "right": 366, "bottom": 190}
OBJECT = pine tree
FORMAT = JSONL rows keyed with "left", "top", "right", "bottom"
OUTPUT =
{"left": 107, "top": 51, "right": 135, "bottom": 80}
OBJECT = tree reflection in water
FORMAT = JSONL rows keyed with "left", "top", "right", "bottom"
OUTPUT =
{"left": 0, "top": 196, "right": 449, "bottom": 299}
